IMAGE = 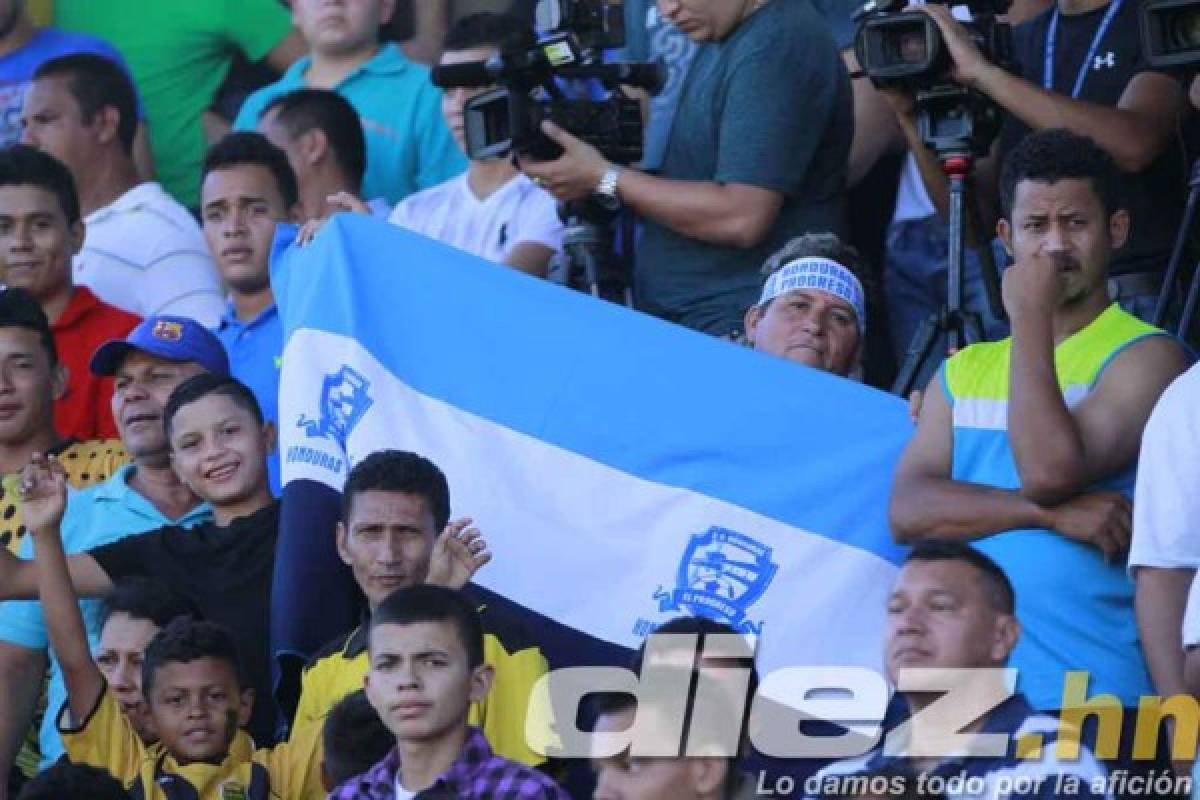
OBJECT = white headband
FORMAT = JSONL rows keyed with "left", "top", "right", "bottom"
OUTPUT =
{"left": 759, "top": 256, "right": 866, "bottom": 334}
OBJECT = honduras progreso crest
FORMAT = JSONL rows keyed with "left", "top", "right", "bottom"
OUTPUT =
{"left": 653, "top": 527, "right": 778, "bottom": 635}
{"left": 296, "top": 365, "right": 373, "bottom": 449}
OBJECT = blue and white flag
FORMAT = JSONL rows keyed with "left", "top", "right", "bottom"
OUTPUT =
{"left": 271, "top": 214, "right": 910, "bottom": 679}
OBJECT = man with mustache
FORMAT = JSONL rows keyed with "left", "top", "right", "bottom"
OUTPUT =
{"left": 890, "top": 129, "right": 1189, "bottom": 790}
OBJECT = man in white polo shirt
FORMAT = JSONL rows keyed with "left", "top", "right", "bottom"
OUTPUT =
{"left": 743, "top": 232, "right": 869, "bottom": 379}
{"left": 21, "top": 53, "right": 224, "bottom": 327}
{"left": 389, "top": 13, "right": 562, "bottom": 277}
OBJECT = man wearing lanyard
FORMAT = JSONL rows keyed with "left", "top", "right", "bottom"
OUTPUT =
{"left": 888, "top": 0, "right": 1187, "bottom": 323}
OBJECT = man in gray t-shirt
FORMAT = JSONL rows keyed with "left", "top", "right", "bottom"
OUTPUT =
{"left": 523, "top": 0, "right": 853, "bottom": 338}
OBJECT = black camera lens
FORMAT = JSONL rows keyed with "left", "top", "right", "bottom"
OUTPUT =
{"left": 1164, "top": 7, "right": 1200, "bottom": 51}
{"left": 894, "top": 27, "right": 930, "bottom": 64}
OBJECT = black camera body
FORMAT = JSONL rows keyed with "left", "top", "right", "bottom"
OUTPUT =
{"left": 853, "top": 0, "right": 1012, "bottom": 158}
{"left": 853, "top": 0, "right": 1013, "bottom": 91}
{"left": 1141, "top": 0, "right": 1200, "bottom": 69}
{"left": 465, "top": 83, "right": 644, "bottom": 163}
{"left": 431, "top": 0, "right": 662, "bottom": 165}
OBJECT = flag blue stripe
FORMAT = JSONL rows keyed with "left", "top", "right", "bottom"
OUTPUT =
{"left": 271, "top": 216, "right": 909, "bottom": 565}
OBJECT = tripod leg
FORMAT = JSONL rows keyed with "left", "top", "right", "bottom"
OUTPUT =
{"left": 1177, "top": 259, "right": 1200, "bottom": 343}
{"left": 892, "top": 313, "right": 945, "bottom": 397}
{"left": 1157, "top": 182, "right": 1200, "bottom": 328}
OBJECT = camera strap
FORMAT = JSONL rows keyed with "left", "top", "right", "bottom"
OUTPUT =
{"left": 1043, "top": 0, "right": 1123, "bottom": 98}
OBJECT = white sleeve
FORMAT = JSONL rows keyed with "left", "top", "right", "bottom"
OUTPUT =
{"left": 388, "top": 197, "right": 415, "bottom": 230}
{"left": 1183, "top": 573, "right": 1200, "bottom": 649}
{"left": 139, "top": 249, "right": 226, "bottom": 328}
{"left": 1129, "top": 364, "right": 1200, "bottom": 571}
{"left": 509, "top": 186, "right": 564, "bottom": 253}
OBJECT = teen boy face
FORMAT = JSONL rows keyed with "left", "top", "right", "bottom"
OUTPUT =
{"left": 0, "top": 184, "right": 81, "bottom": 303}
{"left": 97, "top": 613, "right": 162, "bottom": 743}
{"left": 200, "top": 164, "right": 288, "bottom": 300}
{"left": 145, "top": 656, "right": 252, "bottom": 763}
{"left": 0, "top": 324, "right": 63, "bottom": 446}
{"left": 292, "top": 0, "right": 397, "bottom": 55}
{"left": 364, "top": 619, "right": 493, "bottom": 743}
{"left": 167, "top": 392, "right": 272, "bottom": 510}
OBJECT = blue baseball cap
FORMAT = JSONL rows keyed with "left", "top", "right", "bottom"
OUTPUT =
{"left": 90, "top": 315, "right": 230, "bottom": 377}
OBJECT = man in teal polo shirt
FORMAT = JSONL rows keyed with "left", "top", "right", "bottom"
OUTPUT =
{"left": 0, "top": 315, "right": 226, "bottom": 780}
{"left": 234, "top": 0, "right": 465, "bottom": 206}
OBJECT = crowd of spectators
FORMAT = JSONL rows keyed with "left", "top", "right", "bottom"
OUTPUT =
{"left": 0, "top": 0, "right": 1192, "bottom": 798}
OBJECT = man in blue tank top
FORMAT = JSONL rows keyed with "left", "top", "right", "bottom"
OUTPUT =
{"left": 889, "top": 129, "right": 1190, "bottom": 792}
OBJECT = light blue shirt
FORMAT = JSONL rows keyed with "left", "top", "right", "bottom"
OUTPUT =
{"left": 0, "top": 464, "right": 211, "bottom": 767}
{"left": 215, "top": 303, "right": 282, "bottom": 494}
{"left": 234, "top": 43, "right": 466, "bottom": 205}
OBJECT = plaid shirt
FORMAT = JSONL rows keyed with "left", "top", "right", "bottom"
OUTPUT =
{"left": 329, "top": 726, "right": 569, "bottom": 800}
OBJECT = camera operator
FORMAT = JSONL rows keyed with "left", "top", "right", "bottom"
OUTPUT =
{"left": 888, "top": 0, "right": 1187, "bottom": 323}
{"left": 520, "top": 0, "right": 854, "bottom": 339}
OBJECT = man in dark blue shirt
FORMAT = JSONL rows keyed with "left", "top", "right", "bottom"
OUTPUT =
{"left": 523, "top": 0, "right": 854, "bottom": 338}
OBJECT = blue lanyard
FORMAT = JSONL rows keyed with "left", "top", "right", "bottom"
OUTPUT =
{"left": 1043, "top": 0, "right": 1123, "bottom": 99}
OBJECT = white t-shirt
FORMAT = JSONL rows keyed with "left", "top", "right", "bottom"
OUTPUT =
{"left": 891, "top": 155, "right": 937, "bottom": 223}
{"left": 388, "top": 172, "right": 563, "bottom": 264}
{"left": 74, "top": 182, "right": 225, "bottom": 327}
{"left": 393, "top": 775, "right": 417, "bottom": 800}
{"left": 1129, "top": 361, "right": 1200, "bottom": 571}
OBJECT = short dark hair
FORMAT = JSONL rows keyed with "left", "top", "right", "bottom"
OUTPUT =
{"left": 100, "top": 578, "right": 200, "bottom": 632}
{"left": 903, "top": 540, "right": 1016, "bottom": 614}
{"left": 17, "top": 762, "right": 131, "bottom": 800}
{"left": 34, "top": 53, "right": 138, "bottom": 155}
{"left": 342, "top": 450, "right": 451, "bottom": 531}
{"left": 0, "top": 144, "right": 80, "bottom": 224}
{"left": 758, "top": 232, "right": 874, "bottom": 308}
{"left": 262, "top": 89, "right": 367, "bottom": 190}
{"left": 369, "top": 585, "right": 484, "bottom": 669}
{"left": 322, "top": 689, "right": 395, "bottom": 789}
{"left": 201, "top": 132, "right": 298, "bottom": 211}
{"left": 163, "top": 373, "right": 264, "bottom": 439}
{"left": 141, "top": 617, "right": 244, "bottom": 699}
{"left": 442, "top": 12, "right": 536, "bottom": 52}
{"left": 0, "top": 287, "right": 57, "bottom": 364}
{"left": 999, "top": 128, "right": 1123, "bottom": 218}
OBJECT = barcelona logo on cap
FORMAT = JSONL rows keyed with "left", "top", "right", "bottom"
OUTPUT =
{"left": 152, "top": 320, "right": 184, "bottom": 342}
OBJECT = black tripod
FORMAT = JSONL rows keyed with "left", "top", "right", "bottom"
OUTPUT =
{"left": 891, "top": 152, "right": 1004, "bottom": 396}
{"left": 549, "top": 198, "right": 633, "bottom": 307}
{"left": 891, "top": 86, "right": 1006, "bottom": 397}
{"left": 1153, "top": 158, "right": 1200, "bottom": 344}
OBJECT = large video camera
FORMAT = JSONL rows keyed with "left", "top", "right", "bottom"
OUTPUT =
{"left": 854, "top": 0, "right": 1012, "bottom": 91}
{"left": 430, "top": 0, "right": 664, "bottom": 164}
{"left": 1141, "top": 0, "right": 1200, "bottom": 69}
{"left": 853, "top": 0, "right": 1012, "bottom": 158}
{"left": 855, "top": 0, "right": 1011, "bottom": 394}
